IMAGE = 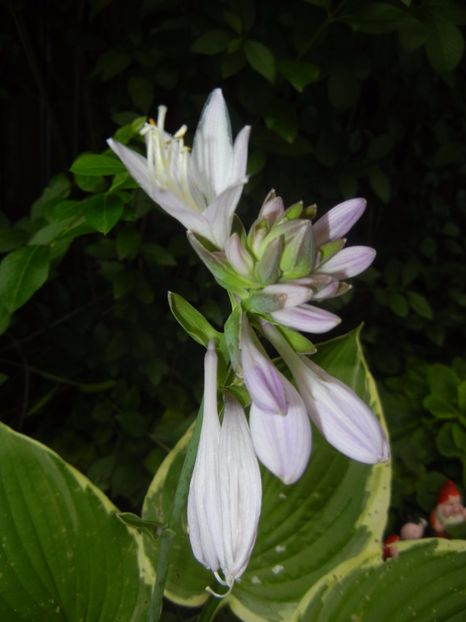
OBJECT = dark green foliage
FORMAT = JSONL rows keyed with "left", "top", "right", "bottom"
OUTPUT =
{"left": 382, "top": 357, "right": 466, "bottom": 525}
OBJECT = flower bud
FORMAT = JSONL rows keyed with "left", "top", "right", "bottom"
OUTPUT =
{"left": 250, "top": 372, "right": 312, "bottom": 484}
{"left": 279, "top": 220, "right": 315, "bottom": 279}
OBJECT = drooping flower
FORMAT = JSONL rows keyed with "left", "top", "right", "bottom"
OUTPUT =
{"left": 262, "top": 321, "right": 390, "bottom": 464}
{"left": 239, "top": 314, "right": 288, "bottom": 415}
{"left": 187, "top": 342, "right": 261, "bottom": 589}
{"left": 250, "top": 371, "right": 312, "bottom": 485}
{"left": 108, "top": 89, "right": 250, "bottom": 248}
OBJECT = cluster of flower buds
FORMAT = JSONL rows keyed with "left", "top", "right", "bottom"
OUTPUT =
{"left": 109, "top": 88, "right": 390, "bottom": 594}
{"left": 189, "top": 191, "right": 375, "bottom": 337}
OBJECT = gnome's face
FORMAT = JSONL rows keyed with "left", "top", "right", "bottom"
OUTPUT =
{"left": 439, "top": 494, "right": 464, "bottom": 524}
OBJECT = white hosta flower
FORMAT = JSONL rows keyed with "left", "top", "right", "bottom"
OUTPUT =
{"left": 187, "top": 342, "right": 261, "bottom": 589}
{"left": 250, "top": 372, "right": 312, "bottom": 485}
{"left": 239, "top": 314, "right": 287, "bottom": 415}
{"left": 108, "top": 89, "right": 250, "bottom": 248}
{"left": 263, "top": 322, "right": 389, "bottom": 464}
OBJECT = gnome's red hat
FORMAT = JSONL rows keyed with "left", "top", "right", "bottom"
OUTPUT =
{"left": 437, "top": 480, "right": 461, "bottom": 504}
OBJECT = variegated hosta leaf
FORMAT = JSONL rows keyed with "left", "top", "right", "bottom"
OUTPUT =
{"left": 143, "top": 328, "right": 391, "bottom": 621}
{"left": 293, "top": 539, "right": 466, "bottom": 621}
{"left": 0, "top": 423, "right": 153, "bottom": 621}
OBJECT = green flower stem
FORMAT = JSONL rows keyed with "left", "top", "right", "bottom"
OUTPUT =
{"left": 198, "top": 595, "right": 228, "bottom": 622}
{"left": 147, "top": 401, "right": 204, "bottom": 622}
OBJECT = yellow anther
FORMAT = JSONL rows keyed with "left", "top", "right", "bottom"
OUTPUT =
{"left": 149, "top": 118, "right": 156, "bottom": 126}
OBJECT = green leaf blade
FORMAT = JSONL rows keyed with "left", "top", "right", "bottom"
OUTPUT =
{"left": 0, "top": 245, "right": 51, "bottom": 313}
{"left": 0, "top": 424, "right": 153, "bottom": 621}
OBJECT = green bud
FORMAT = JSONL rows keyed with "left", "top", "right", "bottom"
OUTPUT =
{"left": 258, "top": 219, "right": 306, "bottom": 258}
{"left": 318, "top": 238, "right": 346, "bottom": 262}
{"left": 303, "top": 203, "right": 317, "bottom": 219}
{"left": 254, "top": 236, "right": 283, "bottom": 284}
{"left": 280, "top": 221, "right": 315, "bottom": 279}
{"left": 282, "top": 200, "right": 303, "bottom": 221}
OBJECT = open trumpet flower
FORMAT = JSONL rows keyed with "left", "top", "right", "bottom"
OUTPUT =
{"left": 108, "top": 89, "right": 250, "bottom": 248}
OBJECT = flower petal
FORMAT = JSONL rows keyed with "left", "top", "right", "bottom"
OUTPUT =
{"left": 240, "top": 315, "right": 288, "bottom": 415}
{"left": 190, "top": 89, "right": 234, "bottom": 202}
{"left": 203, "top": 181, "right": 247, "bottom": 248}
{"left": 230, "top": 125, "right": 251, "bottom": 184}
{"left": 270, "top": 304, "right": 341, "bottom": 334}
{"left": 262, "top": 322, "right": 389, "bottom": 464}
{"left": 261, "top": 283, "right": 314, "bottom": 308}
{"left": 250, "top": 374, "right": 312, "bottom": 484}
{"left": 187, "top": 343, "right": 223, "bottom": 572}
{"left": 318, "top": 246, "right": 376, "bottom": 279}
{"left": 313, "top": 198, "right": 367, "bottom": 246}
{"left": 218, "top": 395, "right": 262, "bottom": 584}
{"left": 225, "top": 233, "right": 254, "bottom": 276}
{"left": 108, "top": 138, "right": 213, "bottom": 239}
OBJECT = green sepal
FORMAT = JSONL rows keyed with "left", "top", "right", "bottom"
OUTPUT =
{"left": 319, "top": 238, "right": 346, "bottom": 262}
{"left": 188, "top": 232, "right": 256, "bottom": 293}
{"left": 223, "top": 384, "right": 250, "bottom": 411}
{"left": 224, "top": 305, "right": 242, "bottom": 375}
{"left": 168, "top": 292, "right": 220, "bottom": 347}
{"left": 277, "top": 323, "right": 317, "bottom": 354}
{"left": 243, "top": 291, "right": 285, "bottom": 314}
{"left": 254, "top": 236, "right": 283, "bottom": 284}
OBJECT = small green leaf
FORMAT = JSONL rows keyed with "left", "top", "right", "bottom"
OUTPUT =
{"left": 168, "top": 292, "right": 219, "bottom": 347}
{"left": 407, "top": 291, "right": 433, "bottom": 319}
{"left": 279, "top": 60, "right": 320, "bottom": 92}
{"left": 0, "top": 305, "right": 10, "bottom": 335}
{"left": 192, "top": 30, "right": 231, "bottom": 54}
{"left": 368, "top": 166, "right": 391, "bottom": 203}
{"left": 70, "top": 153, "right": 125, "bottom": 177}
{"left": 0, "top": 228, "right": 29, "bottom": 253}
{"left": 223, "top": 9, "right": 243, "bottom": 33}
{"left": 84, "top": 193, "right": 124, "bottom": 234}
{"left": 224, "top": 305, "right": 242, "bottom": 374}
{"left": 265, "top": 102, "right": 298, "bottom": 143}
{"left": 74, "top": 174, "right": 107, "bottom": 193}
{"left": 94, "top": 49, "right": 131, "bottom": 79}
{"left": 0, "top": 245, "right": 50, "bottom": 313}
{"left": 244, "top": 40, "right": 275, "bottom": 82}
{"left": 221, "top": 50, "right": 246, "bottom": 78}
{"left": 425, "top": 17, "right": 464, "bottom": 73}
{"left": 128, "top": 75, "right": 154, "bottom": 112}
{"left": 141, "top": 243, "right": 176, "bottom": 267}
{"left": 389, "top": 292, "right": 409, "bottom": 317}
{"left": 116, "top": 228, "right": 141, "bottom": 260}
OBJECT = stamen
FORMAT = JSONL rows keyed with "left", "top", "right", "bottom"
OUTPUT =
{"left": 174, "top": 124, "right": 188, "bottom": 139}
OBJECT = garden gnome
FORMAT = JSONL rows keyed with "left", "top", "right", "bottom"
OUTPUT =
{"left": 429, "top": 480, "right": 466, "bottom": 537}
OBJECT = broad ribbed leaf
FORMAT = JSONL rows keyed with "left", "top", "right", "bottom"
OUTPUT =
{"left": 0, "top": 424, "right": 153, "bottom": 621}
{"left": 293, "top": 539, "right": 466, "bottom": 621}
{"left": 143, "top": 328, "right": 391, "bottom": 619}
